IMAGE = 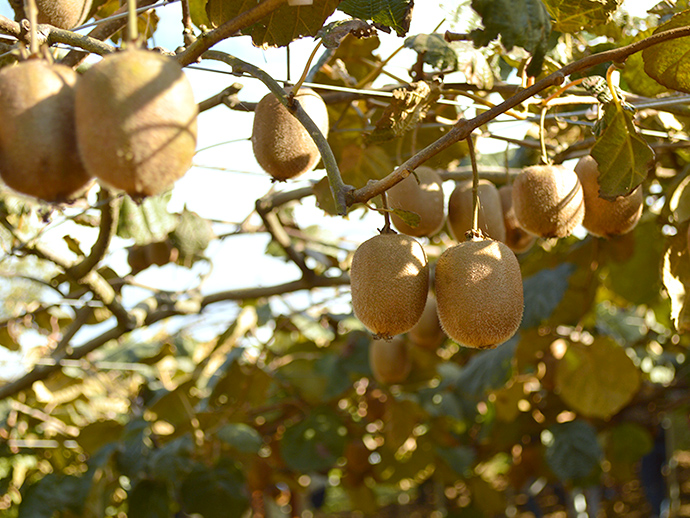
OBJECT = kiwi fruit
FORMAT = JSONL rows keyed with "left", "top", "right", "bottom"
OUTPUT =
{"left": 387, "top": 166, "right": 445, "bottom": 237}
{"left": 36, "top": 0, "right": 92, "bottom": 29}
{"left": 75, "top": 49, "right": 198, "bottom": 198}
{"left": 350, "top": 233, "right": 429, "bottom": 339}
{"left": 435, "top": 237, "right": 523, "bottom": 349}
{"left": 574, "top": 155, "right": 643, "bottom": 238}
{"left": 498, "top": 184, "right": 536, "bottom": 253}
{"left": 409, "top": 294, "right": 446, "bottom": 350}
{"left": 369, "top": 336, "right": 412, "bottom": 384}
{"left": 0, "top": 60, "right": 92, "bottom": 202}
{"left": 252, "top": 87, "right": 329, "bottom": 181}
{"left": 448, "top": 179, "right": 506, "bottom": 242}
{"left": 512, "top": 164, "right": 585, "bottom": 238}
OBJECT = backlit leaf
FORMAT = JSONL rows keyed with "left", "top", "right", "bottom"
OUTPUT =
{"left": 338, "top": 0, "right": 413, "bottom": 36}
{"left": 117, "top": 193, "right": 177, "bottom": 245}
{"left": 662, "top": 224, "right": 690, "bottom": 332}
{"left": 544, "top": 420, "right": 602, "bottom": 481}
{"left": 555, "top": 337, "right": 640, "bottom": 419}
{"left": 669, "top": 174, "right": 690, "bottom": 223}
{"left": 206, "top": 0, "right": 340, "bottom": 47}
{"left": 590, "top": 104, "right": 654, "bottom": 199}
{"left": 391, "top": 208, "right": 421, "bottom": 228}
{"left": 189, "top": 0, "right": 211, "bottom": 27}
{"left": 642, "top": 10, "right": 690, "bottom": 93}
{"left": 542, "top": 0, "right": 622, "bottom": 33}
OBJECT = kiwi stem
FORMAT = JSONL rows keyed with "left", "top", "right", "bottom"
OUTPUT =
{"left": 23, "top": 0, "right": 37, "bottom": 55}
{"left": 466, "top": 134, "right": 481, "bottom": 236}
{"left": 127, "top": 0, "right": 138, "bottom": 46}
{"left": 380, "top": 191, "right": 393, "bottom": 233}
{"left": 203, "top": 50, "right": 352, "bottom": 215}
{"left": 291, "top": 40, "right": 322, "bottom": 94}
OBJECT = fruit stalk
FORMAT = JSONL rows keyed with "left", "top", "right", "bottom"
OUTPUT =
{"left": 127, "top": 0, "right": 137, "bottom": 45}
{"left": 23, "top": 0, "right": 37, "bottom": 55}
{"left": 466, "top": 134, "right": 481, "bottom": 236}
{"left": 204, "top": 50, "right": 351, "bottom": 215}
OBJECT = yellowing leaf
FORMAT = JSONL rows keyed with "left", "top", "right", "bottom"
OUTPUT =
{"left": 590, "top": 104, "right": 654, "bottom": 199}
{"left": 662, "top": 226, "right": 690, "bottom": 332}
{"left": 642, "top": 10, "right": 690, "bottom": 93}
{"left": 555, "top": 337, "right": 640, "bottom": 419}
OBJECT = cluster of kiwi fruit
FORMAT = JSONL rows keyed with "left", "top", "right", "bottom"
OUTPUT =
{"left": 251, "top": 87, "right": 329, "bottom": 181}
{"left": 353, "top": 155, "right": 646, "bottom": 382}
{"left": 0, "top": 3, "right": 198, "bottom": 203}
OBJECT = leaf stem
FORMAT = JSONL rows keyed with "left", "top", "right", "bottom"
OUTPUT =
{"left": 606, "top": 63, "right": 622, "bottom": 109}
{"left": 540, "top": 106, "right": 551, "bottom": 165}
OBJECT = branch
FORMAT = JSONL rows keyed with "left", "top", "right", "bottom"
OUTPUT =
{"left": 176, "top": 0, "right": 289, "bottom": 67}
{"left": 0, "top": 273, "right": 350, "bottom": 401}
{"left": 202, "top": 50, "right": 352, "bottom": 215}
{"left": 347, "top": 24, "right": 690, "bottom": 206}
{"left": 198, "top": 83, "right": 244, "bottom": 113}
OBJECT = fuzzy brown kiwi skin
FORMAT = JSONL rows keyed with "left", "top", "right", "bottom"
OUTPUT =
{"left": 36, "top": 0, "right": 92, "bottom": 29}
{"left": 388, "top": 166, "right": 445, "bottom": 237}
{"left": 252, "top": 88, "right": 329, "bottom": 181}
{"left": 369, "top": 336, "right": 412, "bottom": 384}
{"left": 435, "top": 238, "right": 523, "bottom": 349}
{"left": 75, "top": 49, "right": 198, "bottom": 198}
{"left": 448, "top": 179, "right": 506, "bottom": 242}
{"left": 350, "top": 233, "right": 429, "bottom": 339}
{"left": 512, "top": 164, "right": 585, "bottom": 239}
{"left": 0, "top": 60, "right": 92, "bottom": 202}
{"left": 574, "top": 155, "right": 643, "bottom": 238}
{"left": 498, "top": 184, "right": 536, "bottom": 254}
{"left": 408, "top": 294, "right": 446, "bottom": 350}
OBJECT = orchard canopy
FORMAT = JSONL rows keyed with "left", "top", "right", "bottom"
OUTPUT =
{"left": 1, "top": 0, "right": 690, "bottom": 517}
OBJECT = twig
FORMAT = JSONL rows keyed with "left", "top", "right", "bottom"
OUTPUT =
{"left": 346, "top": 24, "right": 690, "bottom": 207}
{"left": 198, "top": 83, "right": 244, "bottom": 113}
{"left": 202, "top": 50, "right": 352, "bottom": 215}
{"left": 180, "top": 0, "right": 195, "bottom": 47}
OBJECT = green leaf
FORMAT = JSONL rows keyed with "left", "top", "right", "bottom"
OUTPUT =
{"left": 169, "top": 208, "right": 214, "bottom": 263}
{"left": 541, "top": 0, "right": 622, "bottom": 33}
{"left": 470, "top": 0, "right": 551, "bottom": 76}
{"left": 128, "top": 480, "right": 171, "bottom": 518}
{"left": 606, "top": 422, "right": 653, "bottom": 464}
{"left": 437, "top": 445, "right": 475, "bottom": 476}
{"left": 544, "top": 420, "right": 602, "bottom": 482}
{"left": 522, "top": 263, "right": 576, "bottom": 329}
{"left": 75, "top": 420, "right": 125, "bottom": 456}
{"left": 217, "top": 423, "right": 263, "bottom": 453}
{"left": 391, "top": 208, "right": 421, "bottom": 228}
{"left": 621, "top": 29, "right": 669, "bottom": 97}
{"left": 280, "top": 408, "right": 347, "bottom": 472}
{"left": 96, "top": 0, "right": 159, "bottom": 43}
{"left": 148, "top": 436, "right": 195, "bottom": 484}
{"left": 366, "top": 81, "right": 442, "bottom": 143}
{"left": 404, "top": 33, "right": 458, "bottom": 71}
{"left": 453, "top": 335, "right": 517, "bottom": 399}
{"left": 555, "top": 337, "right": 641, "bottom": 419}
{"left": 318, "top": 19, "right": 377, "bottom": 49}
{"left": 117, "top": 193, "right": 177, "bottom": 245}
{"left": 590, "top": 104, "right": 654, "bottom": 199}
{"left": 338, "top": 143, "right": 395, "bottom": 188}
{"left": 180, "top": 460, "right": 248, "bottom": 518}
{"left": 642, "top": 10, "right": 690, "bottom": 93}
{"left": 338, "top": 0, "right": 413, "bottom": 37}
{"left": 19, "top": 474, "right": 89, "bottom": 518}
{"left": 603, "top": 219, "right": 663, "bottom": 306}
{"left": 206, "top": 0, "right": 340, "bottom": 47}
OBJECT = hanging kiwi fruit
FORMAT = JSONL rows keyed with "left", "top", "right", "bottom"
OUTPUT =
{"left": 251, "top": 87, "right": 329, "bottom": 181}
{"left": 350, "top": 232, "right": 429, "bottom": 339}
{"left": 35, "top": 0, "right": 93, "bottom": 29}
{"left": 448, "top": 179, "right": 506, "bottom": 242}
{"left": 387, "top": 166, "right": 445, "bottom": 237}
{"left": 75, "top": 49, "right": 198, "bottom": 198}
{"left": 512, "top": 164, "right": 585, "bottom": 238}
{"left": 574, "top": 155, "right": 644, "bottom": 238}
{"left": 0, "top": 59, "right": 93, "bottom": 202}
